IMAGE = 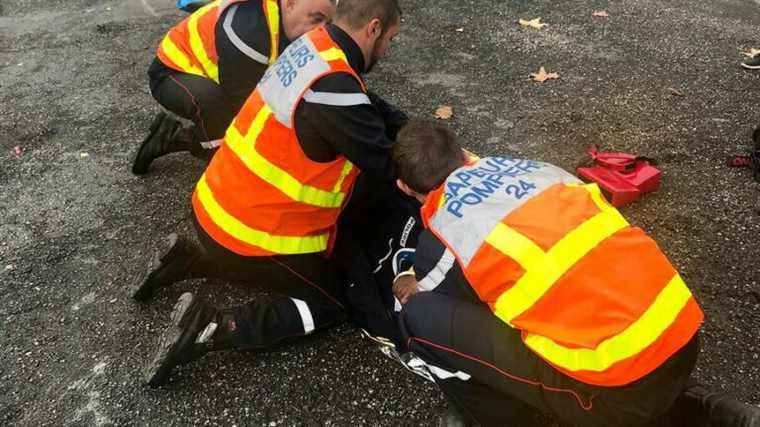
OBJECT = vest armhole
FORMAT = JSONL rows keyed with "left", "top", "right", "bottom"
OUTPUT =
{"left": 219, "top": 1, "right": 271, "bottom": 65}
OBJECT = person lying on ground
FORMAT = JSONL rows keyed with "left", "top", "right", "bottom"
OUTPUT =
{"left": 390, "top": 119, "right": 760, "bottom": 426}
{"left": 131, "top": 0, "right": 408, "bottom": 387}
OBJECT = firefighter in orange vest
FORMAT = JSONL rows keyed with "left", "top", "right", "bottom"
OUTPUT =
{"left": 134, "top": 0, "right": 405, "bottom": 387}
{"left": 390, "top": 120, "right": 760, "bottom": 426}
{"left": 132, "top": 0, "right": 337, "bottom": 174}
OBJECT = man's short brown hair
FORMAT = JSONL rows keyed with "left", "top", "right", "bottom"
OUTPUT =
{"left": 334, "top": 0, "right": 402, "bottom": 33}
{"left": 393, "top": 119, "right": 465, "bottom": 194}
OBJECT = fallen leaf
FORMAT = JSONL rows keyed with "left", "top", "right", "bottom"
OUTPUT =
{"left": 435, "top": 105, "right": 454, "bottom": 120}
{"left": 454, "top": 27, "right": 464, "bottom": 32}
{"left": 742, "top": 48, "right": 760, "bottom": 58}
{"left": 80, "top": 152, "right": 89, "bottom": 158}
{"left": 13, "top": 146, "right": 22, "bottom": 156}
{"left": 592, "top": 10, "right": 609, "bottom": 17}
{"left": 667, "top": 87, "right": 684, "bottom": 97}
{"left": 530, "top": 67, "right": 560, "bottom": 83}
{"left": 518, "top": 17, "right": 547, "bottom": 29}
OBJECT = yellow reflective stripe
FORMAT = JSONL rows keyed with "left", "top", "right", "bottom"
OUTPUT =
{"left": 320, "top": 48, "right": 348, "bottom": 63}
{"left": 332, "top": 160, "right": 354, "bottom": 193}
{"left": 486, "top": 223, "right": 546, "bottom": 272}
{"left": 437, "top": 192, "right": 446, "bottom": 209}
{"left": 225, "top": 109, "right": 347, "bottom": 208}
{"left": 160, "top": 35, "right": 205, "bottom": 77}
{"left": 584, "top": 183, "right": 613, "bottom": 212}
{"left": 264, "top": 0, "right": 280, "bottom": 63}
{"left": 491, "top": 206, "right": 629, "bottom": 324}
{"left": 196, "top": 175, "right": 328, "bottom": 254}
{"left": 187, "top": 4, "right": 219, "bottom": 83}
{"left": 463, "top": 148, "right": 480, "bottom": 162}
{"left": 523, "top": 274, "right": 692, "bottom": 372}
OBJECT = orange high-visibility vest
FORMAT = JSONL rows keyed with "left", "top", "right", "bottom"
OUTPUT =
{"left": 420, "top": 157, "right": 703, "bottom": 386}
{"left": 156, "top": 0, "right": 281, "bottom": 83}
{"left": 192, "top": 26, "right": 366, "bottom": 256}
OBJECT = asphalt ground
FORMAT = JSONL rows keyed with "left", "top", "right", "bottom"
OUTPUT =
{"left": 1, "top": 0, "right": 759, "bottom": 425}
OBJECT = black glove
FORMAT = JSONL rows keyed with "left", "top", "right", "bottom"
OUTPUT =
{"left": 367, "top": 90, "right": 409, "bottom": 141}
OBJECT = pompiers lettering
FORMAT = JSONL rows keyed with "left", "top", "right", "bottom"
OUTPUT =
{"left": 442, "top": 157, "right": 543, "bottom": 219}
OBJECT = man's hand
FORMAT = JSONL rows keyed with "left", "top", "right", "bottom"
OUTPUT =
{"left": 393, "top": 274, "right": 419, "bottom": 305}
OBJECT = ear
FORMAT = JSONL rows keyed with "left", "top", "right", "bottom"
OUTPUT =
{"left": 396, "top": 179, "right": 416, "bottom": 198}
{"left": 366, "top": 18, "right": 383, "bottom": 40}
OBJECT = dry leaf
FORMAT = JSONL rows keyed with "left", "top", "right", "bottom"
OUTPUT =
{"left": 530, "top": 67, "right": 560, "bottom": 83}
{"left": 435, "top": 105, "right": 454, "bottom": 120}
{"left": 518, "top": 17, "right": 547, "bottom": 29}
{"left": 454, "top": 27, "right": 464, "bottom": 32}
{"left": 742, "top": 48, "right": 760, "bottom": 58}
{"left": 592, "top": 10, "right": 609, "bottom": 17}
{"left": 667, "top": 87, "right": 684, "bottom": 97}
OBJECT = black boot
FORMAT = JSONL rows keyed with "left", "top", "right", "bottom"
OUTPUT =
{"left": 144, "top": 292, "right": 236, "bottom": 387}
{"left": 673, "top": 382, "right": 760, "bottom": 427}
{"left": 131, "top": 233, "right": 199, "bottom": 302}
{"left": 132, "top": 112, "right": 186, "bottom": 175}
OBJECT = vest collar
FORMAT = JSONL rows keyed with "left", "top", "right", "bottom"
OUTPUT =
{"left": 326, "top": 23, "right": 366, "bottom": 75}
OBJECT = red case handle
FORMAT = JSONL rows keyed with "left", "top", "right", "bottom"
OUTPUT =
{"left": 587, "top": 145, "right": 637, "bottom": 172}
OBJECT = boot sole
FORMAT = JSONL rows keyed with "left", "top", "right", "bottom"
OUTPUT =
{"left": 132, "top": 112, "right": 175, "bottom": 175}
{"left": 144, "top": 292, "right": 195, "bottom": 387}
{"left": 741, "top": 63, "right": 760, "bottom": 70}
{"left": 131, "top": 233, "right": 185, "bottom": 302}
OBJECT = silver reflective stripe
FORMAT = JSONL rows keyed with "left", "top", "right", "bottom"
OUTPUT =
{"left": 372, "top": 238, "right": 394, "bottom": 273}
{"left": 430, "top": 158, "right": 581, "bottom": 266}
{"left": 302, "top": 89, "right": 371, "bottom": 106}
{"left": 405, "top": 355, "right": 471, "bottom": 381}
{"left": 417, "top": 248, "right": 455, "bottom": 291}
{"left": 291, "top": 298, "right": 315, "bottom": 334}
{"left": 195, "top": 322, "right": 217, "bottom": 344}
{"left": 427, "top": 365, "right": 472, "bottom": 381}
{"left": 200, "top": 139, "right": 222, "bottom": 149}
{"left": 258, "top": 36, "right": 331, "bottom": 128}
{"left": 223, "top": 4, "right": 269, "bottom": 65}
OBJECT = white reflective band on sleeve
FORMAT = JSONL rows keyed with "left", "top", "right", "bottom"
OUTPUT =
{"left": 373, "top": 238, "right": 394, "bottom": 273}
{"left": 291, "top": 298, "right": 315, "bottom": 334}
{"left": 223, "top": 4, "right": 270, "bottom": 65}
{"left": 417, "top": 248, "right": 455, "bottom": 291}
{"left": 195, "top": 322, "right": 217, "bottom": 344}
{"left": 405, "top": 356, "right": 471, "bottom": 381}
{"left": 427, "top": 365, "right": 472, "bottom": 381}
{"left": 302, "top": 89, "right": 371, "bottom": 106}
{"left": 200, "top": 139, "right": 222, "bottom": 149}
